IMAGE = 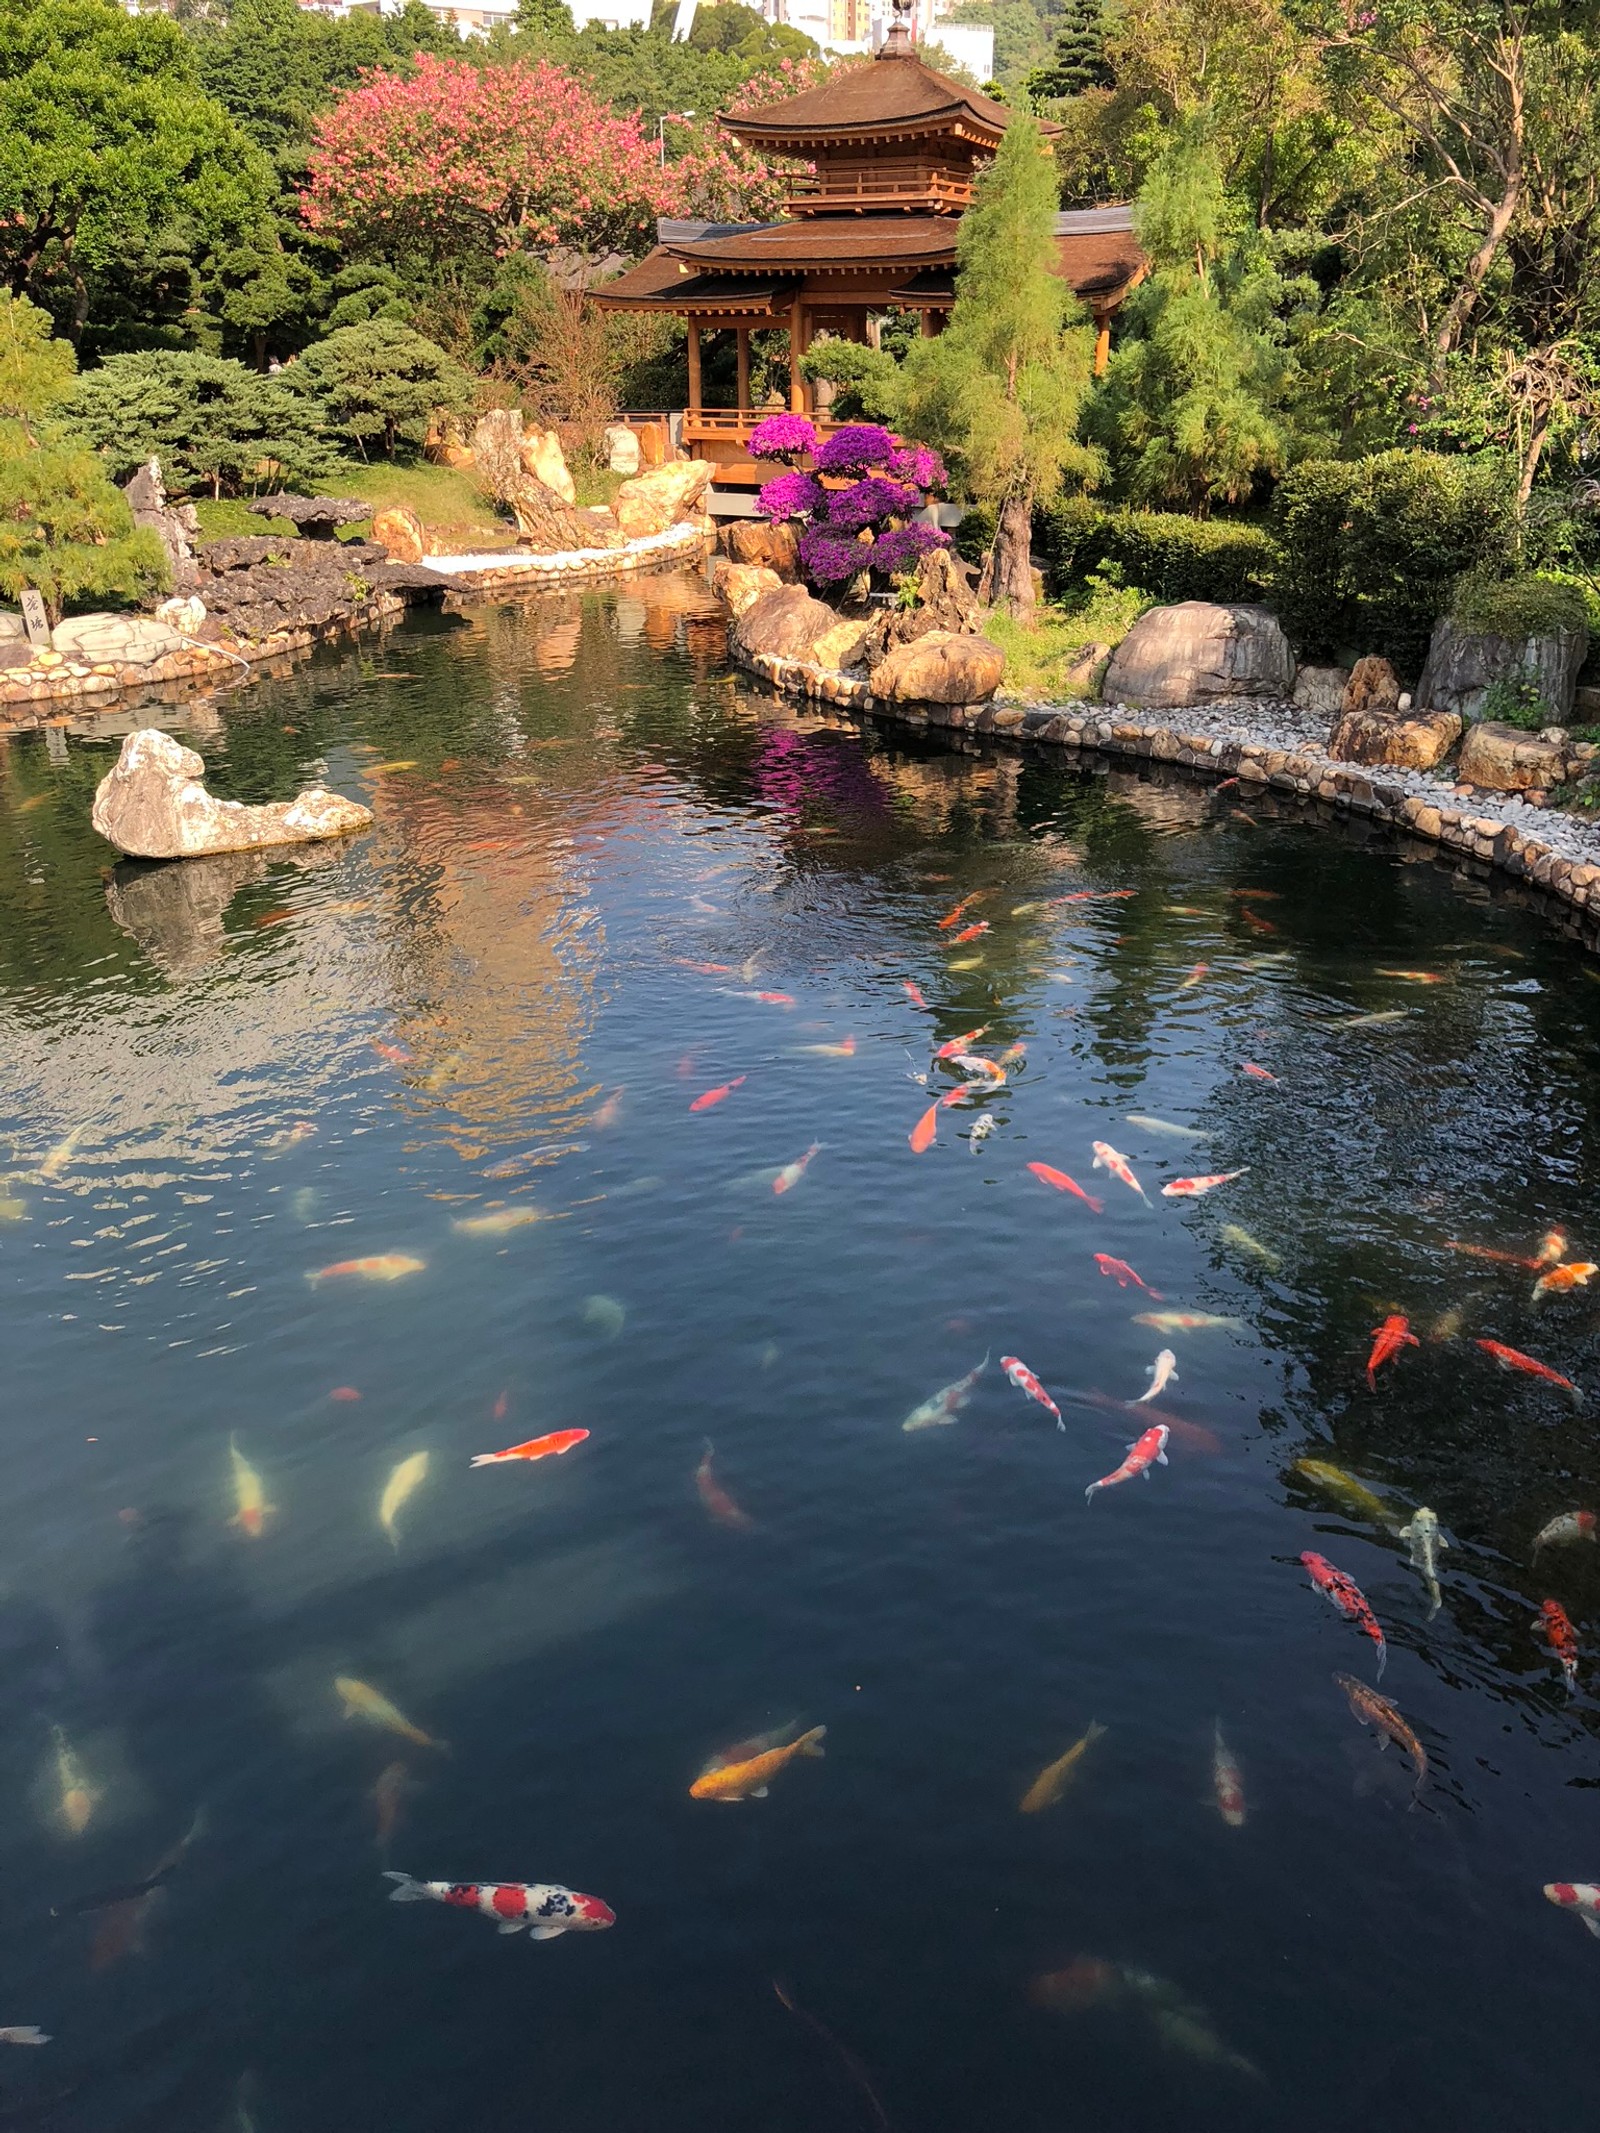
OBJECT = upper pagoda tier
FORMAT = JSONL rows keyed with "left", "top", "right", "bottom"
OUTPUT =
{"left": 721, "top": 41, "right": 1014, "bottom": 219}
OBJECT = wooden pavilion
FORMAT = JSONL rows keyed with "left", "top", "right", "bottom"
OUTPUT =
{"left": 592, "top": 11, "right": 1145, "bottom": 492}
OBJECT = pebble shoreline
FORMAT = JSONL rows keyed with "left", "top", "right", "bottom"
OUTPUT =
{"left": 730, "top": 640, "right": 1600, "bottom": 939}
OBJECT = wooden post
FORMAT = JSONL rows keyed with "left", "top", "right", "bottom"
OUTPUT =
{"left": 1093, "top": 314, "right": 1112, "bottom": 375}
{"left": 735, "top": 326, "right": 750, "bottom": 412}
{"left": 920, "top": 307, "right": 940, "bottom": 337}
{"left": 687, "top": 321, "right": 702, "bottom": 412}
{"left": 788, "top": 300, "right": 806, "bottom": 413}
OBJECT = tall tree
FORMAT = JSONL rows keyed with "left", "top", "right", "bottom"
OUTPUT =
{"left": 1024, "top": 0, "right": 1113, "bottom": 101}
{"left": 899, "top": 111, "right": 1101, "bottom": 616}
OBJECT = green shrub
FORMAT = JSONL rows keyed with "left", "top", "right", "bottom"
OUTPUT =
{"left": 0, "top": 423, "right": 169, "bottom": 621}
{"left": 1451, "top": 568, "right": 1591, "bottom": 639}
{"left": 1270, "top": 451, "right": 1515, "bottom": 675}
{"left": 1034, "top": 499, "right": 1280, "bottom": 605}
{"left": 285, "top": 321, "right": 472, "bottom": 461}
{"left": 62, "top": 351, "right": 339, "bottom": 497}
{"left": 1478, "top": 678, "right": 1556, "bottom": 730}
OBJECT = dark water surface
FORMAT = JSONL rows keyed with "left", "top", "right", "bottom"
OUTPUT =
{"left": 2, "top": 577, "right": 1600, "bottom": 2132}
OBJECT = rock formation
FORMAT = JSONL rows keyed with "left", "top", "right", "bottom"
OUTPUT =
{"left": 92, "top": 728, "right": 373, "bottom": 860}
{"left": 869, "top": 630, "right": 1005, "bottom": 705}
{"left": 717, "top": 519, "right": 800, "bottom": 580}
{"left": 470, "top": 410, "right": 619, "bottom": 551}
{"left": 732, "top": 583, "right": 861, "bottom": 664}
{"left": 1456, "top": 721, "right": 1583, "bottom": 793}
{"left": 371, "top": 507, "right": 427, "bottom": 564}
{"left": 613, "top": 461, "right": 715, "bottom": 541}
{"left": 249, "top": 494, "right": 369, "bottom": 539}
{"left": 1416, "top": 616, "right": 1589, "bottom": 723}
{"left": 121, "top": 460, "right": 201, "bottom": 590}
{"left": 1103, "top": 602, "right": 1295, "bottom": 708}
{"left": 1328, "top": 702, "right": 1462, "bottom": 770}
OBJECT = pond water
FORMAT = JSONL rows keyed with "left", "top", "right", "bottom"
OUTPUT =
{"left": 2, "top": 575, "right": 1600, "bottom": 2132}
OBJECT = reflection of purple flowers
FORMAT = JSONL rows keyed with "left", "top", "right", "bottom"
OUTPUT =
{"left": 813, "top": 424, "right": 898, "bottom": 475}
{"left": 826, "top": 475, "right": 921, "bottom": 533}
{"left": 797, "top": 526, "right": 870, "bottom": 584}
{"left": 870, "top": 522, "right": 950, "bottom": 576}
{"left": 755, "top": 471, "right": 825, "bottom": 521}
{"left": 748, "top": 413, "right": 818, "bottom": 461}
{"left": 887, "top": 443, "right": 947, "bottom": 492}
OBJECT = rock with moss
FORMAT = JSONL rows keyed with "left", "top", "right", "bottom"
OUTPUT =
{"left": 1417, "top": 575, "right": 1590, "bottom": 723}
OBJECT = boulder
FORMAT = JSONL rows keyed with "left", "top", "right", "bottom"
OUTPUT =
{"left": 1341, "top": 656, "right": 1403, "bottom": 717}
{"left": 1066, "top": 641, "right": 1114, "bottom": 696}
{"left": 122, "top": 459, "right": 200, "bottom": 589}
{"left": 371, "top": 506, "right": 426, "bottom": 564}
{"left": 603, "top": 424, "right": 641, "bottom": 476}
{"left": 1293, "top": 664, "right": 1351, "bottom": 721}
{"left": 1416, "top": 615, "right": 1590, "bottom": 723}
{"left": 810, "top": 616, "right": 873, "bottom": 672}
{"left": 155, "top": 595, "right": 207, "bottom": 636}
{"left": 719, "top": 518, "right": 800, "bottom": 581}
{"left": 613, "top": 460, "right": 715, "bottom": 541}
{"left": 1102, "top": 601, "right": 1294, "bottom": 708}
{"left": 249, "top": 494, "right": 368, "bottom": 539}
{"left": 0, "top": 640, "right": 34, "bottom": 671}
{"left": 709, "top": 559, "right": 781, "bottom": 617}
{"left": 857, "top": 548, "right": 989, "bottom": 669}
{"left": 0, "top": 610, "right": 23, "bottom": 643}
{"left": 869, "top": 630, "right": 1006, "bottom": 705}
{"left": 52, "top": 614, "right": 188, "bottom": 666}
{"left": 471, "top": 410, "right": 616, "bottom": 551}
{"left": 91, "top": 728, "right": 373, "bottom": 860}
{"left": 1456, "top": 720, "right": 1578, "bottom": 793}
{"left": 733, "top": 583, "right": 851, "bottom": 663}
{"left": 1328, "top": 703, "right": 1462, "bottom": 770}
{"left": 518, "top": 423, "right": 576, "bottom": 506}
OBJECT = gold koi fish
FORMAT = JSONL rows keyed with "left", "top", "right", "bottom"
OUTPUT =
{"left": 1292, "top": 1458, "right": 1395, "bottom": 1530}
{"left": 334, "top": 1677, "right": 448, "bottom": 1754}
{"left": 1019, "top": 1721, "right": 1105, "bottom": 1814}
{"left": 228, "top": 1435, "right": 275, "bottom": 1538}
{"left": 1219, "top": 1223, "right": 1280, "bottom": 1272}
{"left": 307, "top": 1254, "right": 426, "bottom": 1285}
{"left": 450, "top": 1207, "right": 543, "bottom": 1237}
{"left": 378, "top": 1451, "right": 430, "bottom": 1549}
{"left": 49, "top": 1726, "right": 98, "bottom": 1838}
{"left": 689, "top": 1725, "right": 826, "bottom": 1802}
{"left": 1133, "top": 1311, "right": 1242, "bottom": 1333}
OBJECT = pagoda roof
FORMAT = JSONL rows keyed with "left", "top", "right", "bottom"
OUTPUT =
{"left": 722, "top": 51, "right": 1013, "bottom": 151}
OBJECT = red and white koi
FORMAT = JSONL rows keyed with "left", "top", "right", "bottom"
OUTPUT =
{"left": 1212, "top": 1720, "right": 1245, "bottom": 1827}
{"left": 773, "top": 1142, "right": 821, "bottom": 1195}
{"left": 1134, "top": 1348, "right": 1178, "bottom": 1404}
{"left": 1084, "top": 1422, "right": 1168, "bottom": 1503}
{"left": 1091, "top": 1141, "right": 1149, "bottom": 1205}
{"left": 1302, "top": 1552, "right": 1386, "bottom": 1676}
{"left": 904, "top": 980, "right": 929, "bottom": 1009}
{"left": 948, "top": 1053, "right": 1005, "bottom": 1084}
{"left": 716, "top": 989, "right": 795, "bottom": 1008}
{"left": 934, "top": 1027, "right": 988, "bottom": 1060}
{"left": 1534, "top": 1510, "right": 1597, "bottom": 1554}
{"left": 1366, "top": 1314, "right": 1418, "bottom": 1389}
{"left": 1027, "top": 1162, "right": 1103, "bottom": 1213}
{"left": 1094, "top": 1254, "right": 1161, "bottom": 1296}
{"left": 1543, "top": 1882, "right": 1600, "bottom": 1939}
{"left": 690, "top": 1075, "right": 746, "bottom": 1113}
{"left": 1476, "top": 1339, "right": 1583, "bottom": 1406}
{"left": 1001, "top": 1354, "right": 1063, "bottom": 1429}
{"left": 951, "top": 922, "right": 990, "bottom": 944}
{"left": 384, "top": 1873, "right": 614, "bottom": 1940}
{"left": 1178, "top": 962, "right": 1208, "bottom": 990}
{"left": 1538, "top": 1598, "right": 1580, "bottom": 1694}
{"left": 1161, "top": 1169, "right": 1249, "bottom": 1198}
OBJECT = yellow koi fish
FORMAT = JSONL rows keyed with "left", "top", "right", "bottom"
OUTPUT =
{"left": 450, "top": 1207, "right": 543, "bottom": 1237}
{"left": 689, "top": 1725, "right": 826, "bottom": 1801}
{"left": 1291, "top": 1458, "right": 1394, "bottom": 1529}
{"left": 378, "top": 1451, "right": 430, "bottom": 1549}
{"left": 228, "top": 1435, "right": 275, "bottom": 1538}
{"left": 1019, "top": 1721, "right": 1105, "bottom": 1813}
{"left": 307, "top": 1254, "right": 426, "bottom": 1285}
{"left": 38, "top": 1124, "right": 89, "bottom": 1181}
{"left": 1219, "top": 1224, "right": 1280, "bottom": 1272}
{"left": 1133, "top": 1311, "right": 1242, "bottom": 1333}
{"left": 334, "top": 1677, "right": 448, "bottom": 1753}
{"left": 50, "top": 1726, "right": 98, "bottom": 1838}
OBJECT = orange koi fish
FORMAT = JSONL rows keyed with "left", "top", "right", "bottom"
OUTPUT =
{"left": 1536, "top": 1229, "right": 1569, "bottom": 1266}
{"left": 718, "top": 990, "right": 795, "bottom": 1007}
{"left": 1054, "top": 889, "right": 1137, "bottom": 905}
{"left": 1241, "top": 908, "right": 1277, "bottom": 936}
{"left": 1230, "top": 888, "right": 1280, "bottom": 901}
{"left": 696, "top": 1440, "right": 754, "bottom": 1530}
{"left": 1445, "top": 1240, "right": 1540, "bottom": 1270}
{"left": 307, "top": 1254, "right": 426, "bottom": 1285}
{"left": 935, "top": 1028, "right": 988, "bottom": 1060}
{"left": 470, "top": 1428, "right": 589, "bottom": 1468}
{"left": 1241, "top": 1062, "right": 1277, "bottom": 1082}
{"left": 1366, "top": 1314, "right": 1418, "bottom": 1389}
{"left": 1377, "top": 969, "right": 1446, "bottom": 984}
{"left": 1027, "top": 1162, "right": 1103, "bottom": 1213}
{"left": 910, "top": 1102, "right": 940, "bottom": 1154}
{"left": 690, "top": 1725, "right": 826, "bottom": 1801}
{"left": 1179, "top": 963, "right": 1208, "bottom": 990}
{"left": 904, "top": 981, "right": 929, "bottom": 1009}
{"left": 672, "top": 958, "right": 736, "bottom": 975}
{"left": 773, "top": 1142, "right": 821, "bottom": 1194}
{"left": 591, "top": 1087, "right": 625, "bottom": 1128}
{"left": 1303, "top": 1552, "right": 1386, "bottom": 1675}
{"left": 1538, "top": 1598, "right": 1580, "bottom": 1695}
{"left": 1161, "top": 1169, "right": 1249, "bottom": 1198}
{"left": 998, "top": 1041, "right": 1027, "bottom": 1067}
{"left": 1336, "top": 1673, "right": 1426, "bottom": 1801}
{"left": 1476, "top": 1339, "right": 1583, "bottom": 1406}
{"left": 371, "top": 1040, "right": 412, "bottom": 1065}
{"left": 952, "top": 923, "right": 990, "bottom": 944}
{"left": 937, "top": 894, "right": 984, "bottom": 930}
{"left": 690, "top": 1075, "right": 746, "bottom": 1113}
{"left": 1533, "top": 1261, "right": 1598, "bottom": 1303}
{"left": 330, "top": 1386, "right": 362, "bottom": 1403}
{"left": 1094, "top": 1254, "right": 1161, "bottom": 1297}
{"left": 1091, "top": 1141, "right": 1149, "bottom": 1205}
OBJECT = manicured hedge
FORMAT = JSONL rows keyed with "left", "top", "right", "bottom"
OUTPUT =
{"left": 1270, "top": 451, "right": 1514, "bottom": 676}
{"left": 1034, "top": 499, "right": 1280, "bottom": 607}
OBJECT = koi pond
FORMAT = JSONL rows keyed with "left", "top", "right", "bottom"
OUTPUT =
{"left": 2, "top": 573, "right": 1599, "bottom": 2132}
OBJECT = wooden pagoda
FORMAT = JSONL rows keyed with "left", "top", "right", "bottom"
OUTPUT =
{"left": 593, "top": 13, "right": 1145, "bottom": 487}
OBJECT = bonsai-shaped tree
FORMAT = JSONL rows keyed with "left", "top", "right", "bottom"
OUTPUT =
{"left": 747, "top": 414, "right": 949, "bottom": 595}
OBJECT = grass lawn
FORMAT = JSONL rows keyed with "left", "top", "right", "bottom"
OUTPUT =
{"left": 984, "top": 577, "right": 1151, "bottom": 701}
{"left": 192, "top": 456, "right": 625, "bottom": 548}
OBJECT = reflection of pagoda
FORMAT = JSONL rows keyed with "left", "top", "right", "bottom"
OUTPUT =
{"left": 594, "top": 0, "right": 1143, "bottom": 486}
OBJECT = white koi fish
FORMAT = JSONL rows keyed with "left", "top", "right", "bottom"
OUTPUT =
{"left": 1134, "top": 1349, "right": 1178, "bottom": 1404}
{"left": 772, "top": 1142, "right": 821, "bottom": 1195}
{"left": 378, "top": 1451, "right": 430, "bottom": 1550}
{"left": 1126, "top": 1116, "right": 1208, "bottom": 1141}
{"left": 1091, "top": 1140, "right": 1149, "bottom": 1204}
{"left": 1398, "top": 1505, "right": 1446, "bottom": 1620}
{"left": 902, "top": 1353, "right": 989, "bottom": 1432}
{"left": 968, "top": 1113, "right": 995, "bottom": 1153}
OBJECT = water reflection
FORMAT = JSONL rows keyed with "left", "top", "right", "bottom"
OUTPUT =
{"left": 0, "top": 578, "right": 1599, "bottom": 2128}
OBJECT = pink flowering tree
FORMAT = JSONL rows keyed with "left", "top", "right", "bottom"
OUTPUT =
{"left": 302, "top": 57, "right": 671, "bottom": 274}
{"left": 749, "top": 416, "right": 949, "bottom": 593}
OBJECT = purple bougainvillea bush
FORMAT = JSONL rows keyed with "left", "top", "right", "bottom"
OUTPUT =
{"left": 749, "top": 415, "right": 950, "bottom": 595}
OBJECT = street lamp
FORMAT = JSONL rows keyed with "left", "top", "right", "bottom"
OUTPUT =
{"left": 657, "top": 110, "right": 696, "bottom": 167}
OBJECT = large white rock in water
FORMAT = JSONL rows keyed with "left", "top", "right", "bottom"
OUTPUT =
{"left": 1103, "top": 601, "right": 1295, "bottom": 708}
{"left": 92, "top": 728, "right": 373, "bottom": 860}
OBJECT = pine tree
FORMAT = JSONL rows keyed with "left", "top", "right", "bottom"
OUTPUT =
{"left": 899, "top": 112, "right": 1101, "bottom": 616}
{"left": 1023, "top": 0, "right": 1113, "bottom": 102}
